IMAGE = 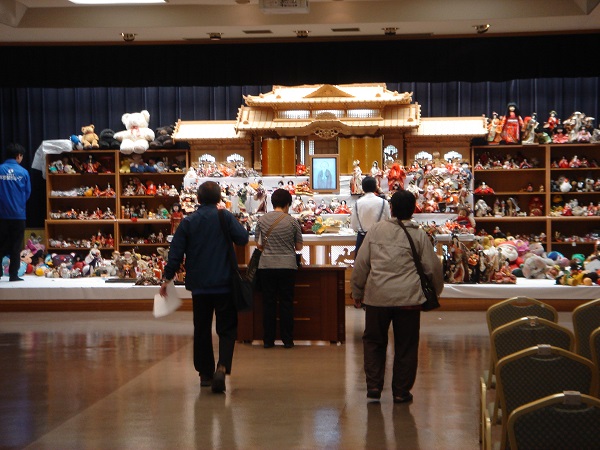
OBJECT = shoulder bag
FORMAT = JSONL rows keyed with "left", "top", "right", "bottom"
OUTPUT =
{"left": 246, "top": 212, "right": 288, "bottom": 287}
{"left": 218, "top": 209, "right": 253, "bottom": 312}
{"left": 397, "top": 219, "right": 441, "bottom": 311}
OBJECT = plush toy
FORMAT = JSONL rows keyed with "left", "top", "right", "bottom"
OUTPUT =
{"left": 80, "top": 124, "right": 100, "bottom": 149}
{"left": 526, "top": 242, "right": 554, "bottom": 266}
{"left": 70, "top": 134, "right": 83, "bottom": 150}
{"left": 547, "top": 250, "right": 570, "bottom": 269}
{"left": 149, "top": 124, "right": 175, "bottom": 149}
{"left": 120, "top": 156, "right": 132, "bottom": 173}
{"left": 496, "top": 240, "right": 522, "bottom": 271}
{"left": 98, "top": 128, "right": 121, "bottom": 149}
{"left": 520, "top": 254, "right": 557, "bottom": 279}
{"left": 20, "top": 249, "right": 34, "bottom": 274}
{"left": 51, "top": 253, "right": 75, "bottom": 269}
{"left": 26, "top": 232, "right": 45, "bottom": 265}
{"left": 129, "top": 154, "right": 150, "bottom": 173}
{"left": 113, "top": 110, "right": 155, "bottom": 154}
{"left": 83, "top": 248, "right": 102, "bottom": 276}
{"left": 2, "top": 254, "right": 28, "bottom": 277}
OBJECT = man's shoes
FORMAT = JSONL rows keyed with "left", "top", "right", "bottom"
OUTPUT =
{"left": 263, "top": 341, "right": 275, "bottom": 349}
{"left": 393, "top": 393, "right": 413, "bottom": 403}
{"left": 211, "top": 365, "right": 227, "bottom": 393}
{"left": 283, "top": 342, "right": 294, "bottom": 349}
{"left": 367, "top": 389, "right": 382, "bottom": 400}
{"left": 9, "top": 277, "right": 24, "bottom": 282}
{"left": 200, "top": 375, "right": 212, "bottom": 387}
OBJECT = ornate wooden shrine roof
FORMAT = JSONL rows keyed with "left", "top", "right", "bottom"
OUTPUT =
{"left": 172, "top": 84, "right": 487, "bottom": 141}
{"left": 242, "top": 83, "right": 413, "bottom": 109}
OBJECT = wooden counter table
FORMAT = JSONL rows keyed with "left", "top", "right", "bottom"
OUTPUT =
{"left": 237, "top": 265, "right": 346, "bottom": 344}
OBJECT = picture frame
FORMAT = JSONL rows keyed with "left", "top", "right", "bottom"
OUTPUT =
{"left": 309, "top": 154, "right": 340, "bottom": 194}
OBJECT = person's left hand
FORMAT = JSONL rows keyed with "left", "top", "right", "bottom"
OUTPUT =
{"left": 351, "top": 293, "right": 363, "bottom": 309}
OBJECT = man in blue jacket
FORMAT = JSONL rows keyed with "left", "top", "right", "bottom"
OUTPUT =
{"left": 0, "top": 143, "right": 31, "bottom": 282}
{"left": 160, "top": 181, "right": 249, "bottom": 393}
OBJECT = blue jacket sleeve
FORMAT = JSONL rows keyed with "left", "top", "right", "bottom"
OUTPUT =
{"left": 226, "top": 211, "right": 249, "bottom": 246}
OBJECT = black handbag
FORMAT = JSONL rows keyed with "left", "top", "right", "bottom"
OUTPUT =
{"left": 397, "top": 220, "right": 441, "bottom": 312}
{"left": 218, "top": 209, "right": 253, "bottom": 312}
{"left": 246, "top": 248, "right": 262, "bottom": 288}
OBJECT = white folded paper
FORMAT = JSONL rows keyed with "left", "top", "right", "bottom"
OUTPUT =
{"left": 153, "top": 281, "right": 182, "bottom": 318}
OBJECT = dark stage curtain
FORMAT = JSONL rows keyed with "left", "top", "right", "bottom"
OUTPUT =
{"left": 1, "top": 78, "right": 599, "bottom": 227}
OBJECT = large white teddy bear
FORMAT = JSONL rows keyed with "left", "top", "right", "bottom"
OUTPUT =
{"left": 114, "top": 110, "right": 155, "bottom": 154}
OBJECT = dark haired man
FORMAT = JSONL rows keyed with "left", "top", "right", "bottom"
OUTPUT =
{"left": 160, "top": 181, "right": 249, "bottom": 393}
{"left": 0, "top": 143, "right": 31, "bottom": 282}
{"left": 350, "top": 176, "right": 390, "bottom": 255}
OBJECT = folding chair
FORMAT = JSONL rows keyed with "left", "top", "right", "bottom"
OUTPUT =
{"left": 496, "top": 345, "right": 597, "bottom": 450}
{"left": 489, "top": 316, "right": 575, "bottom": 423}
{"left": 485, "top": 297, "right": 558, "bottom": 387}
{"left": 572, "top": 298, "right": 600, "bottom": 360}
{"left": 507, "top": 391, "right": 600, "bottom": 450}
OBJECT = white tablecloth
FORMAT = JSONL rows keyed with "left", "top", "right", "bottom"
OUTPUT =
{"left": 1, "top": 275, "right": 599, "bottom": 302}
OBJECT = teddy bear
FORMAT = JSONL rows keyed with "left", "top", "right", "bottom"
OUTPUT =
{"left": 80, "top": 124, "right": 99, "bottom": 149}
{"left": 149, "top": 124, "right": 175, "bottom": 149}
{"left": 113, "top": 110, "right": 155, "bottom": 154}
{"left": 119, "top": 156, "right": 132, "bottom": 173}
{"left": 98, "top": 128, "right": 121, "bottom": 149}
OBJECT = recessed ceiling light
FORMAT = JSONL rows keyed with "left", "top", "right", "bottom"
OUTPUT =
{"left": 70, "top": 1, "right": 166, "bottom": 4}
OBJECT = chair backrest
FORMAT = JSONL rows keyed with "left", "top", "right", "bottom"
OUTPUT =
{"left": 572, "top": 298, "right": 600, "bottom": 359}
{"left": 591, "top": 326, "right": 600, "bottom": 379}
{"left": 491, "top": 316, "right": 574, "bottom": 367}
{"left": 496, "top": 345, "right": 597, "bottom": 449}
{"left": 508, "top": 392, "right": 600, "bottom": 450}
{"left": 487, "top": 297, "right": 558, "bottom": 335}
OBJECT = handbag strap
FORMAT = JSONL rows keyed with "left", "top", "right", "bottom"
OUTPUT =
{"left": 218, "top": 209, "right": 239, "bottom": 274}
{"left": 260, "top": 212, "right": 287, "bottom": 249}
{"left": 397, "top": 219, "right": 428, "bottom": 283}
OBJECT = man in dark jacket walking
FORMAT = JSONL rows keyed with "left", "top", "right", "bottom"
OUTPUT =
{"left": 160, "top": 181, "right": 249, "bottom": 393}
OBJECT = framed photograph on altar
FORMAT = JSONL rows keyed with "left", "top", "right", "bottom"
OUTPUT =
{"left": 309, "top": 154, "right": 339, "bottom": 194}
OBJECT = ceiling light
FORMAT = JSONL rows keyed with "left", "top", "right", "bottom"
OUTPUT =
{"left": 295, "top": 30, "right": 310, "bottom": 38}
{"left": 383, "top": 27, "right": 397, "bottom": 36}
{"left": 474, "top": 24, "right": 490, "bottom": 34}
{"left": 208, "top": 33, "right": 223, "bottom": 40}
{"left": 70, "top": 0, "right": 166, "bottom": 4}
{"left": 121, "top": 33, "right": 136, "bottom": 42}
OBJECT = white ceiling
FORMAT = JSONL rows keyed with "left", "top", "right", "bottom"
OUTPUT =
{"left": 0, "top": 0, "right": 599, "bottom": 44}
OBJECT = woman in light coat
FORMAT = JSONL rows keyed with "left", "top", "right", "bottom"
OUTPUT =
{"left": 351, "top": 190, "right": 444, "bottom": 403}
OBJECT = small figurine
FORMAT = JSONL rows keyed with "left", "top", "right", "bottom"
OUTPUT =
{"left": 370, "top": 160, "right": 383, "bottom": 190}
{"left": 334, "top": 200, "right": 351, "bottom": 214}
{"left": 386, "top": 161, "right": 406, "bottom": 192}
{"left": 569, "top": 155, "right": 581, "bottom": 168}
{"left": 486, "top": 112, "right": 503, "bottom": 144}
{"left": 500, "top": 102, "right": 524, "bottom": 144}
{"left": 543, "top": 110, "right": 560, "bottom": 133}
{"left": 350, "top": 160, "right": 363, "bottom": 195}
{"left": 170, "top": 203, "right": 184, "bottom": 234}
{"left": 529, "top": 196, "right": 544, "bottom": 217}
{"left": 473, "top": 182, "right": 495, "bottom": 195}
{"left": 285, "top": 180, "right": 295, "bottom": 195}
{"left": 558, "top": 156, "right": 569, "bottom": 168}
